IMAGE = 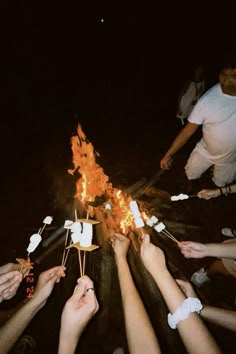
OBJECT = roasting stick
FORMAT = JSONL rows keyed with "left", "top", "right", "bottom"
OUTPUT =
{"left": 161, "top": 229, "right": 179, "bottom": 244}
{"left": 146, "top": 216, "right": 179, "bottom": 244}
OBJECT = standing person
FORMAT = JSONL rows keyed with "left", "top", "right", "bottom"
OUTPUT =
{"left": 160, "top": 56, "right": 236, "bottom": 187}
{"left": 176, "top": 64, "right": 205, "bottom": 126}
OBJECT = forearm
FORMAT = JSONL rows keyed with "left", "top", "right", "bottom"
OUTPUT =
{"left": 58, "top": 333, "right": 79, "bottom": 354}
{"left": 149, "top": 269, "right": 221, "bottom": 354}
{"left": 163, "top": 123, "right": 199, "bottom": 158}
{"left": 206, "top": 242, "right": 236, "bottom": 259}
{"left": 0, "top": 298, "right": 42, "bottom": 353}
{"left": 200, "top": 306, "right": 236, "bottom": 332}
{"left": 116, "top": 257, "right": 160, "bottom": 354}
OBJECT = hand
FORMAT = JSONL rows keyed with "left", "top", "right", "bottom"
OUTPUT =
{"left": 0, "top": 262, "right": 21, "bottom": 275}
{"left": 32, "top": 266, "right": 66, "bottom": 308}
{"left": 160, "top": 155, "right": 172, "bottom": 170}
{"left": 140, "top": 234, "right": 166, "bottom": 275}
{"left": 0, "top": 270, "right": 23, "bottom": 303}
{"left": 178, "top": 241, "right": 208, "bottom": 258}
{"left": 110, "top": 233, "right": 130, "bottom": 260}
{"left": 197, "top": 189, "right": 220, "bottom": 200}
{"left": 175, "top": 279, "right": 198, "bottom": 298}
{"left": 60, "top": 275, "right": 99, "bottom": 341}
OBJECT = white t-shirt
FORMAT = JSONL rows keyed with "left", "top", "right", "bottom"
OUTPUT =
{"left": 188, "top": 83, "right": 236, "bottom": 164}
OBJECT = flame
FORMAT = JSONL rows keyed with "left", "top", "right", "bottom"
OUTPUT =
{"left": 68, "top": 123, "right": 142, "bottom": 234}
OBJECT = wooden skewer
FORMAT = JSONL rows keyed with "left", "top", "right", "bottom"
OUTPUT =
{"left": 161, "top": 229, "right": 179, "bottom": 244}
{"left": 61, "top": 229, "right": 70, "bottom": 266}
{"left": 78, "top": 250, "right": 83, "bottom": 277}
{"left": 82, "top": 251, "right": 86, "bottom": 276}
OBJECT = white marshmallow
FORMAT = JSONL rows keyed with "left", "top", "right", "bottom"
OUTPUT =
{"left": 105, "top": 203, "right": 112, "bottom": 210}
{"left": 134, "top": 217, "right": 145, "bottom": 228}
{"left": 80, "top": 222, "right": 93, "bottom": 247}
{"left": 64, "top": 220, "right": 73, "bottom": 229}
{"left": 27, "top": 233, "right": 42, "bottom": 253}
{"left": 129, "top": 201, "right": 141, "bottom": 217}
{"left": 71, "top": 222, "right": 82, "bottom": 234}
{"left": 154, "top": 222, "right": 166, "bottom": 232}
{"left": 43, "top": 216, "right": 53, "bottom": 224}
{"left": 71, "top": 232, "right": 81, "bottom": 243}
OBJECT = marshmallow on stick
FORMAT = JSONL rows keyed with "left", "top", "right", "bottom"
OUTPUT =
{"left": 39, "top": 216, "right": 53, "bottom": 235}
{"left": 27, "top": 233, "right": 42, "bottom": 254}
{"left": 171, "top": 193, "right": 189, "bottom": 201}
{"left": 129, "top": 201, "right": 145, "bottom": 229}
{"left": 146, "top": 215, "right": 159, "bottom": 227}
{"left": 80, "top": 222, "right": 93, "bottom": 247}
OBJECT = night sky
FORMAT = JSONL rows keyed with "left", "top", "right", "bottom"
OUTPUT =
{"left": 1, "top": 3, "right": 235, "bottom": 254}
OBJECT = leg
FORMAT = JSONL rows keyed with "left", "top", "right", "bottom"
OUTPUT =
{"left": 206, "top": 260, "right": 231, "bottom": 277}
{"left": 185, "top": 149, "right": 212, "bottom": 180}
{"left": 212, "top": 162, "right": 236, "bottom": 187}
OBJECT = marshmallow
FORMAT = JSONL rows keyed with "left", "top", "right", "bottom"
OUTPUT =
{"left": 27, "top": 233, "right": 42, "bottom": 253}
{"left": 105, "top": 203, "right": 112, "bottom": 210}
{"left": 129, "top": 201, "right": 141, "bottom": 217}
{"left": 71, "top": 222, "right": 82, "bottom": 234}
{"left": 43, "top": 216, "right": 53, "bottom": 224}
{"left": 154, "top": 222, "right": 166, "bottom": 233}
{"left": 171, "top": 194, "right": 189, "bottom": 201}
{"left": 64, "top": 220, "right": 73, "bottom": 229}
{"left": 146, "top": 215, "right": 159, "bottom": 227}
{"left": 71, "top": 232, "right": 81, "bottom": 243}
{"left": 80, "top": 222, "right": 93, "bottom": 247}
{"left": 134, "top": 217, "right": 145, "bottom": 228}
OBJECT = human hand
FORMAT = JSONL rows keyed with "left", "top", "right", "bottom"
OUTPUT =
{"left": 197, "top": 189, "right": 220, "bottom": 200}
{"left": 175, "top": 279, "right": 198, "bottom": 298}
{"left": 0, "top": 270, "right": 23, "bottom": 303}
{"left": 110, "top": 233, "right": 130, "bottom": 260}
{"left": 140, "top": 234, "right": 166, "bottom": 275}
{"left": 32, "top": 266, "right": 66, "bottom": 308}
{"left": 160, "top": 155, "right": 172, "bottom": 170}
{"left": 60, "top": 275, "right": 99, "bottom": 345}
{"left": 178, "top": 241, "right": 208, "bottom": 258}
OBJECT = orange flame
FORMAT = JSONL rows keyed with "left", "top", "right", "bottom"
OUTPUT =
{"left": 68, "top": 123, "right": 143, "bottom": 234}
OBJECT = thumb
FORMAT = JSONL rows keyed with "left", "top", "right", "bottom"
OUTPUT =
{"left": 73, "top": 278, "right": 86, "bottom": 299}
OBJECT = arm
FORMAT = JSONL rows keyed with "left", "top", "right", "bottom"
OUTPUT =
{"left": 179, "top": 240, "right": 236, "bottom": 259}
{"left": 198, "top": 183, "right": 236, "bottom": 200}
{"left": 176, "top": 279, "right": 236, "bottom": 332}
{"left": 0, "top": 265, "right": 65, "bottom": 354}
{"left": 111, "top": 233, "right": 161, "bottom": 354}
{"left": 140, "top": 234, "right": 221, "bottom": 354}
{"left": 58, "top": 275, "right": 99, "bottom": 354}
{"left": 160, "top": 122, "right": 199, "bottom": 169}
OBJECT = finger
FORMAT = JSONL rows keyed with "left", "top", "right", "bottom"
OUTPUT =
{"left": 142, "top": 233, "right": 150, "bottom": 244}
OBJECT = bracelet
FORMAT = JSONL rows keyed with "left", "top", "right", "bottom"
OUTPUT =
{"left": 168, "top": 297, "right": 203, "bottom": 329}
{"left": 219, "top": 187, "right": 224, "bottom": 196}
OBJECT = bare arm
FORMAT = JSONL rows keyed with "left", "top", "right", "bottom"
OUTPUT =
{"left": 141, "top": 235, "right": 221, "bottom": 354}
{"left": 0, "top": 266, "right": 65, "bottom": 354}
{"left": 179, "top": 240, "right": 236, "bottom": 259}
{"left": 111, "top": 233, "right": 161, "bottom": 354}
{"left": 160, "top": 122, "right": 199, "bottom": 169}
{"left": 176, "top": 280, "right": 236, "bottom": 332}
{"left": 198, "top": 183, "right": 236, "bottom": 199}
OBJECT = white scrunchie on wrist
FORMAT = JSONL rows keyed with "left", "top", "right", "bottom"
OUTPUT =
{"left": 168, "top": 297, "right": 203, "bottom": 329}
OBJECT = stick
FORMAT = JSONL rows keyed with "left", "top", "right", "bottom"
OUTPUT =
{"left": 61, "top": 229, "right": 70, "bottom": 266}
{"left": 75, "top": 208, "right": 78, "bottom": 221}
{"left": 78, "top": 250, "right": 83, "bottom": 277}
{"left": 161, "top": 229, "right": 179, "bottom": 244}
{"left": 82, "top": 251, "right": 86, "bottom": 276}
{"left": 39, "top": 223, "right": 47, "bottom": 235}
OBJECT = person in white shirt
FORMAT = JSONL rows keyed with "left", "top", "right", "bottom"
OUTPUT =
{"left": 160, "top": 57, "right": 236, "bottom": 187}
